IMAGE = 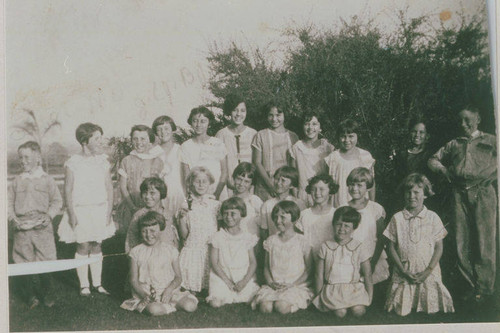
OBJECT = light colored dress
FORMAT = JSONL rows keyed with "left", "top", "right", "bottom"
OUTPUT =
{"left": 216, "top": 126, "right": 257, "bottom": 178}
{"left": 179, "top": 137, "right": 227, "bottom": 195}
{"left": 383, "top": 207, "right": 455, "bottom": 316}
{"left": 120, "top": 242, "right": 198, "bottom": 314}
{"left": 58, "top": 154, "right": 115, "bottom": 243}
{"left": 207, "top": 229, "right": 259, "bottom": 305}
{"left": 117, "top": 148, "right": 164, "bottom": 232}
{"left": 252, "top": 129, "right": 299, "bottom": 201}
{"left": 125, "top": 207, "right": 179, "bottom": 253}
{"left": 157, "top": 143, "right": 185, "bottom": 217}
{"left": 179, "top": 194, "right": 220, "bottom": 292}
{"left": 296, "top": 207, "right": 335, "bottom": 257}
{"left": 251, "top": 233, "right": 314, "bottom": 312}
{"left": 313, "top": 239, "right": 371, "bottom": 311}
{"left": 324, "top": 148, "right": 375, "bottom": 208}
{"left": 352, "top": 200, "right": 389, "bottom": 284}
{"left": 289, "top": 139, "right": 334, "bottom": 206}
{"left": 259, "top": 196, "right": 305, "bottom": 236}
{"left": 240, "top": 195, "right": 263, "bottom": 237}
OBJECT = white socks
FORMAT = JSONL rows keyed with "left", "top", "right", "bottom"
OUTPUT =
{"left": 89, "top": 253, "right": 103, "bottom": 287}
{"left": 75, "top": 253, "right": 90, "bottom": 288}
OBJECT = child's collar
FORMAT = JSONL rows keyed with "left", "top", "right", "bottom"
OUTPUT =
{"left": 402, "top": 206, "right": 428, "bottom": 220}
{"left": 130, "top": 145, "right": 163, "bottom": 160}
{"left": 20, "top": 166, "right": 46, "bottom": 180}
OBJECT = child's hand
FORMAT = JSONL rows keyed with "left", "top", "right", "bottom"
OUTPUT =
{"left": 414, "top": 268, "right": 432, "bottom": 284}
{"left": 401, "top": 270, "right": 416, "bottom": 283}
{"left": 441, "top": 168, "right": 452, "bottom": 183}
{"left": 233, "top": 280, "right": 247, "bottom": 293}
{"left": 33, "top": 213, "right": 52, "bottom": 230}
{"left": 69, "top": 213, "right": 79, "bottom": 229}
{"left": 160, "top": 291, "right": 173, "bottom": 304}
{"left": 224, "top": 278, "right": 235, "bottom": 290}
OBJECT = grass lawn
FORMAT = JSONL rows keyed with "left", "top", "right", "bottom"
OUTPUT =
{"left": 8, "top": 231, "right": 500, "bottom": 332}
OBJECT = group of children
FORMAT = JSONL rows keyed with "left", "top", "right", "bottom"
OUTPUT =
{"left": 8, "top": 94, "right": 496, "bottom": 320}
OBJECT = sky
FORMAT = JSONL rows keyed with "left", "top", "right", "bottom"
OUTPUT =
{"left": 6, "top": 0, "right": 488, "bottom": 152}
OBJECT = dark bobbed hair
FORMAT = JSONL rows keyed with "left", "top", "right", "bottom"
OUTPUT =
{"left": 140, "top": 177, "right": 167, "bottom": 200}
{"left": 18, "top": 141, "right": 41, "bottom": 153}
{"left": 262, "top": 101, "right": 283, "bottom": 117}
{"left": 223, "top": 93, "right": 245, "bottom": 115}
{"left": 346, "top": 167, "right": 374, "bottom": 189}
{"left": 187, "top": 106, "right": 215, "bottom": 126}
{"left": 332, "top": 206, "right": 361, "bottom": 229}
{"left": 337, "top": 118, "right": 360, "bottom": 137}
{"left": 138, "top": 211, "right": 166, "bottom": 233}
{"left": 402, "top": 173, "right": 434, "bottom": 197}
{"left": 407, "top": 114, "right": 427, "bottom": 132}
{"left": 76, "top": 123, "right": 103, "bottom": 146}
{"left": 152, "top": 115, "right": 177, "bottom": 133}
{"left": 271, "top": 200, "right": 301, "bottom": 223}
{"left": 273, "top": 166, "right": 299, "bottom": 188}
{"left": 220, "top": 197, "right": 247, "bottom": 218}
{"left": 232, "top": 162, "right": 256, "bottom": 184}
{"left": 130, "top": 125, "right": 156, "bottom": 143}
{"left": 306, "top": 174, "right": 339, "bottom": 195}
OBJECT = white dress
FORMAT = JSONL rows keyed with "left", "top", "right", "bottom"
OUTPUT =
{"left": 296, "top": 207, "right": 335, "bottom": 257}
{"left": 157, "top": 143, "right": 185, "bottom": 216}
{"left": 120, "top": 242, "right": 197, "bottom": 314}
{"left": 352, "top": 201, "right": 389, "bottom": 284}
{"left": 383, "top": 207, "right": 455, "bottom": 316}
{"left": 289, "top": 139, "right": 334, "bottom": 205}
{"left": 251, "top": 233, "right": 314, "bottom": 312}
{"left": 206, "top": 229, "right": 259, "bottom": 305}
{"left": 58, "top": 154, "right": 115, "bottom": 243}
{"left": 180, "top": 137, "right": 227, "bottom": 195}
{"left": 324, "top": 148, "right": 375, "bottom": 208}
{"left": 240, "top": 195, "right": 263, "bottom": 237}
{"left": 178, "top": 195, "right": 220, "bottom": 292}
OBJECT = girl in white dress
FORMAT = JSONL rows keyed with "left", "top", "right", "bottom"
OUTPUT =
{"left": 180, "top": 107, "right": 228, "bottom": 199}
{"left": 121, "top": 211, "right": 198, "bottom": 315}
{"left": 288, "top": 113, "right": 334, "bottom": 206}
{"left": 207, "top": 197, "right": 259, "bottom": 307}
{"left": 58, "top": 123, "right": 115, "bottom": 296}
{"left": 296, "top": 174, "right": 337, "bottom": 257}
{"left": 251, "top": 201, "right": 314, "bottom": 314}
{"left": 324, "top": 119, "right": 375, "bottom": 208}
{"left": 216, "top": 94, "right": 257, "bottom": 196}
{"left": 347, "top": 167, "right": 389, "bottom": 284}
{"left": 384, "top": 173, "right": 454, "bottom": 316}
{"left": 152, "top": 116, "right": 185, "bottom": 216}
{"left": 313, "top": 206, "right": 373, "bottom": 318}
{"left": 178, "top": 167, "right": 220, "bottom": 294}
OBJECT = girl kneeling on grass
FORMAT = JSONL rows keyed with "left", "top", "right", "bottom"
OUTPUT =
{"left": 207, "top": 197, "right": 260, "bottom": 307}
{"left": 121, "top": 211, "right": 198, "bottom": 315}
{"left": 251, "top": 201, "right": 314, "bottom": 314}
{"left": 313, "top": 206, "right": 373, "bottom": 318}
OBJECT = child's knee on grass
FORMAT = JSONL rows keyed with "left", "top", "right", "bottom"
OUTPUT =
{"left": 145, "top": 302, "right": 169, "bottom": 316}
{"left": 208, "top": 298, "right": 225, "bottom": 308}
{"left": 351, "top": 305, "right": 366, "bottom": 317}
{"left": 334, "top": 308, "right": 347, "bottom": 318}
{"left": 177, "top": 297, "right": 197, "bottom": 312}
{"left": 259, "top": 301, "right": 274, "bottom": 313}
{"left": 274, "top": 301, "right": 293, "bottom": 314}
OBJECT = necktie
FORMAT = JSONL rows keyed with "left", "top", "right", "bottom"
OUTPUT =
{"left": 235, "top": 135, "right": 241, "bottom": 164}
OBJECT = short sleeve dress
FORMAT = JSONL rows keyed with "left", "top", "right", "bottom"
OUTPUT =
{"left": 289, "top": 139, "right": 334, "bottom": 205}
{"left": 313, "top": 239, "right": 372, "bottom": 311}
{"left": 158, "top": 143, "right": 185, "bottom": 217}
{"left": 251, "top": 233, "right": 314, "bottom": 312}
{"left": 352, "top": 201, "right": 389, "bottom": 284}
{"left": 58, "top": 154, "right": 115, "bottom": 243}
{"left": 117, "top": 149, "right": 164, "bottom": 232}
{"left": 324, "top": 148, "right": 375, "bottom": 208}
{"left": 120, "top": 242, "right": 198, "bottom": 314}
{"left": 207, "top": 229, "right": 259, "bottom": 304}
{"left": 178, "top": 195, "right": 220, "bottom": 292}
{"left": 296, "top": 207, "right": 335, "bottom": 257}
{"left": 179, "top": 137, "right": 227, "bottom": 195}
{"left": 383, "top": 207, "right": 455, "bottom": 316}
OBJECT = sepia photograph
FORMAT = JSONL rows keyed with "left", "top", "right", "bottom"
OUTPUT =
{"left": 3, "top": 0, "right": 499, "bottom": 331}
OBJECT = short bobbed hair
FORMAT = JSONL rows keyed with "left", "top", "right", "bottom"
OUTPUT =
{"left": 273, "top": 166, "right": 299, "bottom": 188}
{"left": 402, "top": 173, "right": 434, "bottom": 197}
{"left": 346, "top": 167, "right": 374, "bottom": 189}
{"left": 223, "top": 93, "right": 245, "bottom": 115}
{"left": 130, "top": 125, "right": 156, "bottom": 143}
{"left": 332, "top": 206, "right": 361, "bottom": 229}
{"left": 140, "top": 177, "right": 167, "bottom": 200}
{"left": 138, "top": 211, "right": 166, "bottom": 233}
{"left": 187, "top": 106, "right": 215, "bottom": 126}
{"left": 220, "top": 197, "right": 247, "bottom": 218}
{"left": 18, "top": 141, "right": 41, "bottom": 154}
{"left": 76, "top": 123, "right": 103, "bottom": 146}
{"left": 262, "top": 101, "right": 283, "bottom": 117}
{"left": 187, "top": 166, "right": 215, "bottom": 190}
{"left": 152, "top": 115, "right": 177, "bottom": 133}
{"left": 306, "top": 174, "right": 339, "bottom": 195}
{"left": 337, "top": 118, "right": 360, "bottom": 137}
{"left": 232, "top": 162, "right": 256, "bottom": 184}
{"left": 271, "top": 200, "right": 301, "bottom": 223}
